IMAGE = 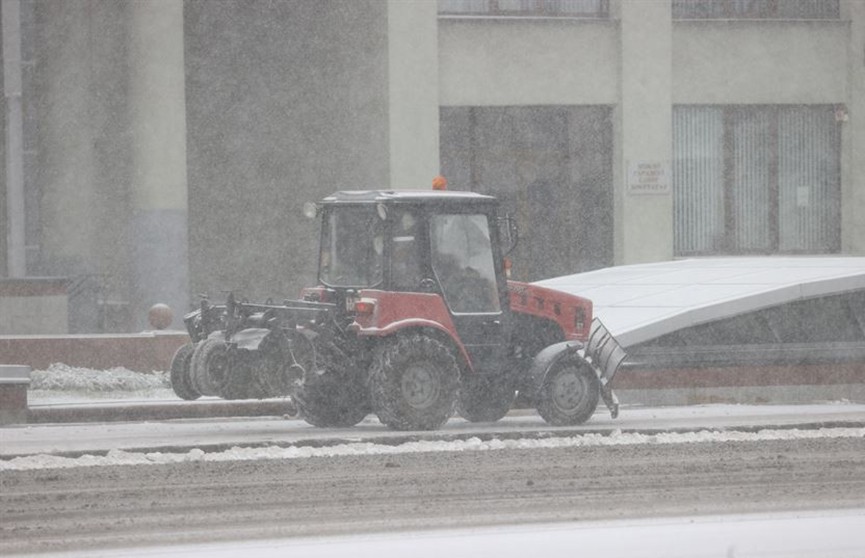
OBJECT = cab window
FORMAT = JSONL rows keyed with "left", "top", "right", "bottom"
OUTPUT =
{"left": 430, "top": 214, "right": 500, "bottom": 313}
{"left": 319, "top": 207, "right": 384, "bottom": 288}
{"left": 389, "top": 208, "right": 424, "bottom": 289}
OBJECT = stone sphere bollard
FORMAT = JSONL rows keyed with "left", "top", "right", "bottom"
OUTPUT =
{"left": 148, "top": 303, "right": 174, "bottom": 330}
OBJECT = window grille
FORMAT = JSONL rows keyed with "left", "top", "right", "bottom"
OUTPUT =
{"left": 438, "top": 0, "right": 609, "bottom": 18}
{"left": 673, "top": 105, "right": 841, "bottom": 256}
{"left": 672, "top": 0, "right": 840, "bottom": 20}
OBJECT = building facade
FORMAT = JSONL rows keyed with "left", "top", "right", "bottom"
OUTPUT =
{"left": 1, "top": 0, "right": 863, "bottom": 332}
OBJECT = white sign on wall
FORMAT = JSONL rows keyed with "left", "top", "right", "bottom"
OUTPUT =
{"left": 627, "top": 160, "right": 670, "bottom": 195}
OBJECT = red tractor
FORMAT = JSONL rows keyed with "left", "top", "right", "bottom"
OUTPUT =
{"left": 170, "top": 188, "right": 625, "bottom": 430}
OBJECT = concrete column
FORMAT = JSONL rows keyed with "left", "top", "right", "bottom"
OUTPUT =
{"left": 387, "top": 0, "right": 439, "bottom": 189}
{"left": 615, "top": 0, "right": 674, "bottom": 264}
{"left": 128, "top": 0, "right": 188, "bottom": 330}
{"left": 842, "top": 0, "right": 865, "bottom": 255}
{"left": 3, "top": 0, "right": 25, "bottom": 277}
{"left": 36, "top": 2, "right": 98, "bottom": 278}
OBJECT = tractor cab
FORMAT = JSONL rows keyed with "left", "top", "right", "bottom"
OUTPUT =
{"left": 311, "top": 190, "right": 507, "bottom": 301}
{"left": 309, "top": 190, "right": 512, "bottom": 376}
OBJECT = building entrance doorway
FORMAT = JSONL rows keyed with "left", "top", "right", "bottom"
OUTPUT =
{"left": 440, "top": 106, "right": 613, "bottom": 282}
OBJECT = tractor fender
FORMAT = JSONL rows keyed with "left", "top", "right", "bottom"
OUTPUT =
{"left": 206, "top": 330, "right": 226, "bottom": 342}
{"left": 525, "top": 340, "right": 586, "bottom": 400}
{"left": 369, "top": 319, "right": 475, "bottom": 373}
{"left": 525, "top": 339, "right": 620, "bottom": 419}
{"left": 226, "top": 328, "right": 271, "bottom": 351}
{"left": 353, "top": 315, "right": 475, "bottom": 373}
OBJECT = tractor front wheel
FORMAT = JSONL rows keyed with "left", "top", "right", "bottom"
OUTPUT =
{"left": 369, "top": 334, "right": 459, "bottom": 431}
{"left": 535, "top": 356, "right": 600, "bottom": 426}
{"left": 169, "top": 343, "right": 201, "bottom": 401}
{"left": 458, "top": 374, "right": 515, "bottom": 423}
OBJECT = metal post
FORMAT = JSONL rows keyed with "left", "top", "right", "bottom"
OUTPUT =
{"left": 3, "top": 0, "right": 25, "bottom": 277}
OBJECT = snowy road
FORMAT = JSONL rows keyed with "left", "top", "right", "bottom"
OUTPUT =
{"left": 27, "top": 511, "right": 865, "bottom": 558}
{"left": 2, "top": 403, "right": 864, "bottom": 555}
{"left": 4, "top": 403, "right": 865, "bottom": 458}
{"left": 2, "top": 432, "right": 864, "bottom": 555}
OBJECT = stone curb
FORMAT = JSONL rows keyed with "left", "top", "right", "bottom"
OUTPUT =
{"left": 24, "top": 399, "right": 298, "bottom": 424}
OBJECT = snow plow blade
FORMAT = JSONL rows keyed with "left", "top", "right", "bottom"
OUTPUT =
{"left": 585, "top": 318, "right": 627, "bottom": 418}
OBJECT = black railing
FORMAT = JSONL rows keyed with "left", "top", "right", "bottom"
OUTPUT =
{"left": 438, "top": 0, "right": 609, "bottom": 18}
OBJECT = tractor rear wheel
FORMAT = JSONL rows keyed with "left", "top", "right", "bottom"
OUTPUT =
{"left": 535, "top": 355, "right": 600, "bottom": 426}
{"left": 369, "top": 334, "right": 459, "bottom": 431}
{"left": 169, "top": 343, "right": 200, "bottom": 401}
{"left": 457, "top": 374, "right": 515, "bottom": 423}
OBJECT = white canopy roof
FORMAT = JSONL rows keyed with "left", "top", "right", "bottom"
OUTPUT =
{"left": 536, "top": 257, "right": 865, "bottom": 348}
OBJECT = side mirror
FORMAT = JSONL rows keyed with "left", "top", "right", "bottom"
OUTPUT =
{"left": 498, "top": 214, "right": 519, "bottom": 256}
{"left": 302, "top": 202, "right": 319, "bottom": 219}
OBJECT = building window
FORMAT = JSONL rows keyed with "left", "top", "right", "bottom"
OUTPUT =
{"left": 438, "top": 0, "right": 609, "bottom": 18}
{"left": 672, "top": 0, "right": 840, "bottom": 20}
{"left": 673, "top": 106, "right": 841, "bottom": 256}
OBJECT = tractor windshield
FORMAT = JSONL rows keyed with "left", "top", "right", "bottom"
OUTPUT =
{"left": 319, "top": 206, "right": 384, "bottom": 288}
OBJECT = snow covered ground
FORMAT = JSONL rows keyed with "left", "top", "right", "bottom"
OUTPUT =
{"left": 3, "top": 425, "right": 863, "bottom": 471}
{"left": 28, "top": 363, "right": 175, "bottom": 404}
{"left": 24, "top": 509, "right": 865, "bottom": 558}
